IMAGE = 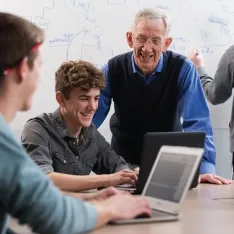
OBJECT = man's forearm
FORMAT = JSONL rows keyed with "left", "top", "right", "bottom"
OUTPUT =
{"left": 48, "top": 172, "right": 110, "bottom": 191}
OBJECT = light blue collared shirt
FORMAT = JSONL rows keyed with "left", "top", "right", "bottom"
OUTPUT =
{"left": 93, "top": 52, "right": 216, "bottom": 174}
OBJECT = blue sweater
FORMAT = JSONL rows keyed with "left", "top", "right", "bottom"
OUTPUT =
{"left": 0, "top": 115, "right": 97, "bottom": 234}
{"left": 93, "top": 52, "right": 216, "bottom": 174}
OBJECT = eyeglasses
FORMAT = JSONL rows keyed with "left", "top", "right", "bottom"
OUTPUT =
{"left": 132, "top": 35, "right": 165, "bottom": 46}
{"left": 0, "top": 42, "right": 42, "bottom": 77}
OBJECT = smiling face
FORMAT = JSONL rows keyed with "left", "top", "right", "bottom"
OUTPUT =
{"left": 55, "top": 60, "right": 105, "bottom": 133}
{"left": 126, "top": 18, "right": 172, "bottom": 76}
{"left": 57, "top": 87, "right": 100, "bottom": 128}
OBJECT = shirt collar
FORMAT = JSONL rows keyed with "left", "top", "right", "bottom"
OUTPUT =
{"left": 131, "top": 52, "right": 164, "bottom": 75}
{"left": 52, "top": 108, "right": 91, "bottom": 139}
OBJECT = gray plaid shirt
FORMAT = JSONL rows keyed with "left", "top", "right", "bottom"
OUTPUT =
{"left": 21, "top": 108, "right": 129, "bottom": 175}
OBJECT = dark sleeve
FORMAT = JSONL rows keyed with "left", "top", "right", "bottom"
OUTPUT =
{"left": 197, "top": 45, "right": 234, "bottom": 105}
{"left": 21, "top": 120, "right": 53, "bottom": 174}
{"left": 92, "top": 129, "right": 130, "bottom": 174}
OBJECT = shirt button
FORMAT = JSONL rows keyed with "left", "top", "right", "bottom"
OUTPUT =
{"left": 76, "top": 156, "right": 79, "bottom": 160}
{"left": 63, "top": 160, "right": 67, "bottom": 163}
{"left": 73, "top": 141, "right": 76, "bottom": 145}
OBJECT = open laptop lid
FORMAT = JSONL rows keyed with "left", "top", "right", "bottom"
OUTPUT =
{"left": 135, "top": 132, "right": 205, "bottom": 194}
{"left": 142, "top": 145, "right": 203, "bottom": 214}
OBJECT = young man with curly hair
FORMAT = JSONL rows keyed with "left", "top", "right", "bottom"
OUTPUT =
{"left": 21, "top": 60, "right": 137, "bottom": 193}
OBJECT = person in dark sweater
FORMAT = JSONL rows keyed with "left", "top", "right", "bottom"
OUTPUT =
{"left": 93, "top": 8, "right": 232, "bottom": 185}
{"left": 190, "top": 47, "right": 234, "bottom": 180}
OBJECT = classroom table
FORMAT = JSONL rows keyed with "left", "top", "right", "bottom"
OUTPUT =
{"left": 9, "top": 183, "right": 234, "bottom": 234}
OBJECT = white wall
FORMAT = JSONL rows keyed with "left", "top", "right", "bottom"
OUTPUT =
{"left": 2, "top": 0, "right": 234, "bottom": 177}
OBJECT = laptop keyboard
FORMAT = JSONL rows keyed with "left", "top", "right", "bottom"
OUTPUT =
{"left": 136, "top": 209, "right": 170, "bottom": 219}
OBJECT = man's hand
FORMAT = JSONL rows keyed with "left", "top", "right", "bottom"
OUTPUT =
{"left": 199, "top": 174, "right": 233, "bottom": 185}
{"left": 188, "top": 49, "right": 204, "bottom": 68}
{"left": 106, "top": 169, "right": 138, "bottom": 187}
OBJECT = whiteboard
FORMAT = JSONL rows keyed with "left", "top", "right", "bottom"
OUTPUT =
{"left": 1, "top": 0, "right": 234, "bottom": 137}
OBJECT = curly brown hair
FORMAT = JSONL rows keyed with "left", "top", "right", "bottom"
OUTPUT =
{"left": 55, "top": 60, "right": 106, "bottom": 99}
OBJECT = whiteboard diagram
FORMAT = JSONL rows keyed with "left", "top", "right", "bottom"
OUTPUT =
{"left": 1, "top": 0, "right": 234, "bottom": 132}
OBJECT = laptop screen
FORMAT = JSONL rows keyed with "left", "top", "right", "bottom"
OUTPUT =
{"left": 144, "top": 151, "right": 198, "bottom": 203}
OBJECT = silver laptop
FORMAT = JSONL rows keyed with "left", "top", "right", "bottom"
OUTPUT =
{"left": 112, "top": 145, "right": 203, "bottom": 224}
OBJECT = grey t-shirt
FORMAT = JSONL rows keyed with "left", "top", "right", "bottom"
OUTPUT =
{"left": 197, "top": 45, "right": 234, "bottom": 151}
{"left": 21, "top": 108, "right": 129, "bottom": 175}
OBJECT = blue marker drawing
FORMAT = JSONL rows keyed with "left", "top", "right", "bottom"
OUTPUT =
{"left": 84, "top": 14, "right": 96, "bottom": 24}
{"left": 200, "top": 47, "right": 214, "bottom": 55}
{"left": 48, "top": 33, "right": 74, "bottom": 47}
{"left": 35, "top": 0, "right": 55, "bottom": 30}
{"left": 137, "top": 0, "right": 181, "bottom": 22}
{"left": 169, "top": 36, "right": 189, "bottom": 55}
{"left": 80, "top": 44, "right": 114, "bottom": 68}
{"left": 208, "top": 15, "right": 228, "bottom": 27}
{"left": 65, "top": 0, "right": 92, "bottom": 14}
{"left": 107, "top": 0, "right": 126, "bottom": 5}
{"left": 66, "top": 27, "right": 89, "bottom": 61}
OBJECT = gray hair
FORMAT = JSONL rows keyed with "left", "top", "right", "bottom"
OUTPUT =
{"left": 131, "top": 8, "right": 171, "bottom": 35}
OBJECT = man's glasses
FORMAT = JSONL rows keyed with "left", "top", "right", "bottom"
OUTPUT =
{"left": 132, "top": 34, "right": 165, "bottom": 46}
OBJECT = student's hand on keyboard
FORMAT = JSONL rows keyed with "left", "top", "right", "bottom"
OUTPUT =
{"left": 106, "top": 170, "right": 138, "bottom": 187}
{"left": 94, "top": 194, "right": 151, "bottom": 220}
{"left": 133, "top": 167, "right": 140, "bottom": 174}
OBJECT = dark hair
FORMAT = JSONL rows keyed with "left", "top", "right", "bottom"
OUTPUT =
{"left": 55, "top": 60, "right": 106, "bottom": 99}
{"left": 0, "top": 12, "right": 44, "bottom": 79}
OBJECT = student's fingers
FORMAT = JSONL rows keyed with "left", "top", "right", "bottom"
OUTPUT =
{"left": 119, "top": 177, "right": 135, "bottom": 186}
{"left": 122, "top": 172, "right": 138, "bottom": 181}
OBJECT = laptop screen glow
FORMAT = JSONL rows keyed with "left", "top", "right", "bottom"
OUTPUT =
{"left": 144, "top": 152, "right": 198, "bottom": 203}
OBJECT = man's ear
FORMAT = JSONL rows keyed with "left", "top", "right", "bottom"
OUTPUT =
{"left": 162, "top": 37, "right": 172, "bottom": 52}
{"left": 126, "top": 31, "right": 134, "bottom": 48}
{"left": 56, "top": 91, "right": 66, "bottom": 107}
{"left": 17, "top": 57, "right": 30, "bottom": 83}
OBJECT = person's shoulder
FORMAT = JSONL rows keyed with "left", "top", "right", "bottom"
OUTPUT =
{"left": 0, "top": 115, "right": 17, "bottom": 142}
{"left": 23, "top": 112, "right": 52, "bottom": 133}
{"left": 87, "top": 123, "right": 105, "bottom": 140}
{"left": 224, "top": 45, "right": 234, "bottom": 61}
{"left": 88, "top": 123, "right": 99, "bottom": 135}
{"left": 108, "top": 51, "right": 132, "bottom": 63}
{"left": 0, "top": 116, "right": 26, "bottom": 161}
{"left": 165, "top": 50, "right": 187, "bottom": 62}
{"left": 226, "top": 44, "right": 234, "bottom": 53}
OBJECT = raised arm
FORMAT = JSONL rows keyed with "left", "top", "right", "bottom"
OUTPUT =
{"left": 177, "top": 59, "right": 216, "bottom": 174}
{"left": 189, "top": 47, "right": 234, "bottom": 105}
{"left": 93, "top": 63, "right": 112, "bottom": 128}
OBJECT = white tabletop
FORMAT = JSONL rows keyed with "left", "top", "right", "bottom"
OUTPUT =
{"left": 9, "top": 184, "right": 234, "bottom": 234}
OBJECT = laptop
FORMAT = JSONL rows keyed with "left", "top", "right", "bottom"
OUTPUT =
{"left": 112, "top": 145, "right": 203, "bottom": 224}
{"left": 117, "top": 132, "right": 205, "bottom": 194}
